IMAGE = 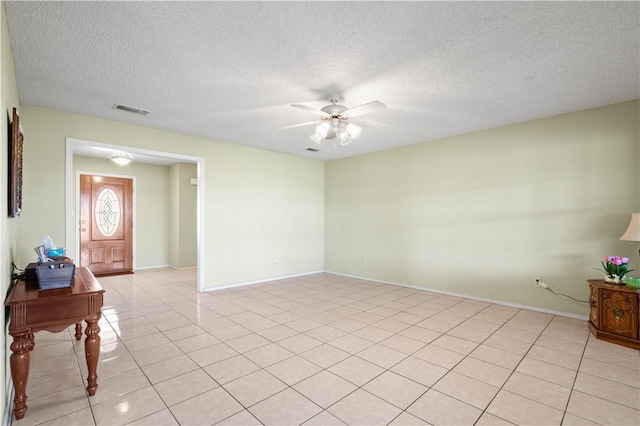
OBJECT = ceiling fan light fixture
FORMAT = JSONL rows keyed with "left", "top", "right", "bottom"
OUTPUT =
{"left": 109, "top": 151, "right": 133, "bottom": 166}
{"left": 346, "top": 123, "right": 361, "bottom": 139}
{"left": 293, "top": 94, "right": 384, "bottom": 146}
{"left": 315, "top": 122, "right": 330, "bottom": 138}
{"left": 340, "top": 132, "right": 352, "bottom": 146}
{"left": 309, "top": 119, "right": 361, "bottom": 144}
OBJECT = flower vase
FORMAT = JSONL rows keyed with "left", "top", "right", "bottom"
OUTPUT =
{"left": 604, "top": 275, "right": 623, "bottom": 285}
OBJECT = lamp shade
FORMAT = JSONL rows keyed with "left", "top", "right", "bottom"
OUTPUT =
{"left": 620, "top": 213, "right": 640, "bottom": 242}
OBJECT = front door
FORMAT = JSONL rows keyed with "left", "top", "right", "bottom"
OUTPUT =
{"left": 80, "top": 174, "right": 133, "bottom": 276}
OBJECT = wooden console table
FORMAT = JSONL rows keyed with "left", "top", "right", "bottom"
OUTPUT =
{"left": 588, "top": 279, "right": 640, "bottom": 350}
{"left": 4, "top": 266, "right": 104, "bottom": 419}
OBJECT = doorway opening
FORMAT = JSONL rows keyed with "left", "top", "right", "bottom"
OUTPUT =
{"left": 65, "top": 138, "right": 205, "bottom": 292}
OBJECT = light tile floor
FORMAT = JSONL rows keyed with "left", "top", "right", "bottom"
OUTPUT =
{"left": 11, "top": 269, "right": 640, "bottom": 425}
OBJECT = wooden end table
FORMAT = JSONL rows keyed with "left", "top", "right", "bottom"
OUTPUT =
{"left": 4, "top": 266, "right": 104, "bottom": 420}
{"left": 588, "top": 279, "right": 640, "bottom": 350}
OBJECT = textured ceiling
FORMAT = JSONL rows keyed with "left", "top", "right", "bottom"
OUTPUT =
{"left": 5, "top": 1, "right": 640, "bottom": 161}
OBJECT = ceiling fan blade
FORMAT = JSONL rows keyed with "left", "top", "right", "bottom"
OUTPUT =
{"left": 356, "top": 118, "right": 390, "bottom": 129}
{"left": 342, "top": 100, "right": 387, "bottom": 118}
{"left": 291, "top": 104, "right": 330, "bottom": 117}
{"left": 280, "top": 121, "right": 317, "bottom": 130}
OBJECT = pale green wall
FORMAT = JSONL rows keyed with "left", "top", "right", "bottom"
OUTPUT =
{"left": 173, "top": 163, "right": 197, "bottom": 268}
{"left": 73, "top": 156, "right": 171, "bottom": 268}
{"left": 17, "top": 104, "right": 325, "bottom": 288}
{"left": 326, "top": 101, "right": 640, "bottom": 316}
{"left": 168, "top": 163, "right": 197, "bottom": 269}
{"left": 168, "top": 164, "right": 179, "bottom": 267}
{"left": 1, "top": 2, "right": 20, "bottom": 418}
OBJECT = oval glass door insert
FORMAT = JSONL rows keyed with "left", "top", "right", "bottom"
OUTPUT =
{"left": 95, "top": 188, "right": 121, "bottom": 237}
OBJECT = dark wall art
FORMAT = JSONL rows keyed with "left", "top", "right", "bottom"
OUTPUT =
{"left": 9, "top": 107, "right": 23, "bottom": 217}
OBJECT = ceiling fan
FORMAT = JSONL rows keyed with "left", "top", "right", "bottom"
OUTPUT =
{"left": 284, "top": 94, "right": 387, "bottom": 145}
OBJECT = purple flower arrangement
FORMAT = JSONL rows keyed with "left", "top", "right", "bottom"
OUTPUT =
{"left": 596, "top": 256, "right": 633, "bottom": 281}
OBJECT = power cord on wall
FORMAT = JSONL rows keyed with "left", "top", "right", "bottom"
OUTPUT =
{"left": 534, "top": 278, "right": 589, "bottom": 304}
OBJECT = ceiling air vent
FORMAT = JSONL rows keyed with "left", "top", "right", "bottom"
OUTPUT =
{"left": 115, "top": 104, "right": 150, "bottom": 116}
{"left": 306, "top": 148, "right": 319, "bottom": 152}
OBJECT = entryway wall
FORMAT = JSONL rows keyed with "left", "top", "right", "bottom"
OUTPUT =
{"left": 169, "top": 163, "right": 197, "bottom": 269}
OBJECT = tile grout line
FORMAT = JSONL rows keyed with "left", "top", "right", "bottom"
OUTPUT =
{"left": 390, "top": 299, "right": 521, "bottom": 425}
{"left": 129, "top": 276, "right": 500, "bottom": 422}
{"left": 475, "top": 313, "right": 588, "bottom": 425}
{"left": 45, "top": 271, "right": 638, "bottom": 426}
{"left": 97, "top": 273, "right": 214, "bottom": 424}
{"left": 558, "top": 332, "right": 591, "bottom": 426}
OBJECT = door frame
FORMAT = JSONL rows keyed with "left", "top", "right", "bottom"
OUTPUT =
{"left": 65, "top": 137, "right": 206, "bottom": 292}
{"left": 77, "top": 171, "right": 136, "bottom": 271}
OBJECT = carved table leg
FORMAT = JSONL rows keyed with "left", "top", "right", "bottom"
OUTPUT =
{"left": 75, "top": 323, "right": 83, "bottom": 340}
{"left": 84, "top": 318, "right": 101, "bottom": 396}
{"left": 10, "top": 331, "right": 34, "bottom": 420}
{"left": 27, "top": 331, "right": 35, "bottom": 353}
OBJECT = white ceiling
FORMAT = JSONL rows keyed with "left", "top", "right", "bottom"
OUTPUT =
{"left": 5, "top": 1, "right": 639, "bottom": 162}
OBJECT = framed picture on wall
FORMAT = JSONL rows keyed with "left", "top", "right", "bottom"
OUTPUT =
{"left": 9, "top": 107, "right": 23, "bottom": 217}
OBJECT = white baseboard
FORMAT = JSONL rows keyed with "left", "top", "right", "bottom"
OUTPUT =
{"left": 178, "top": 266, "right": 588, "bottom": 321}
{"left": 169, "top": 265, "right": 197, "bottom": 271}
{"left": 203, "top": 270, "right": 325, "bottom": 292}
{"left": 325, "top": 270, "right": 589, "bottom": 321}
{"left": 134, "top": 265, "right": 170, "bottom": 270}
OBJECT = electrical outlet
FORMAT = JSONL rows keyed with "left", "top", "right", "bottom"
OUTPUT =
{"left": 274, "top": 257, "right": 279, "bottom": 264}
